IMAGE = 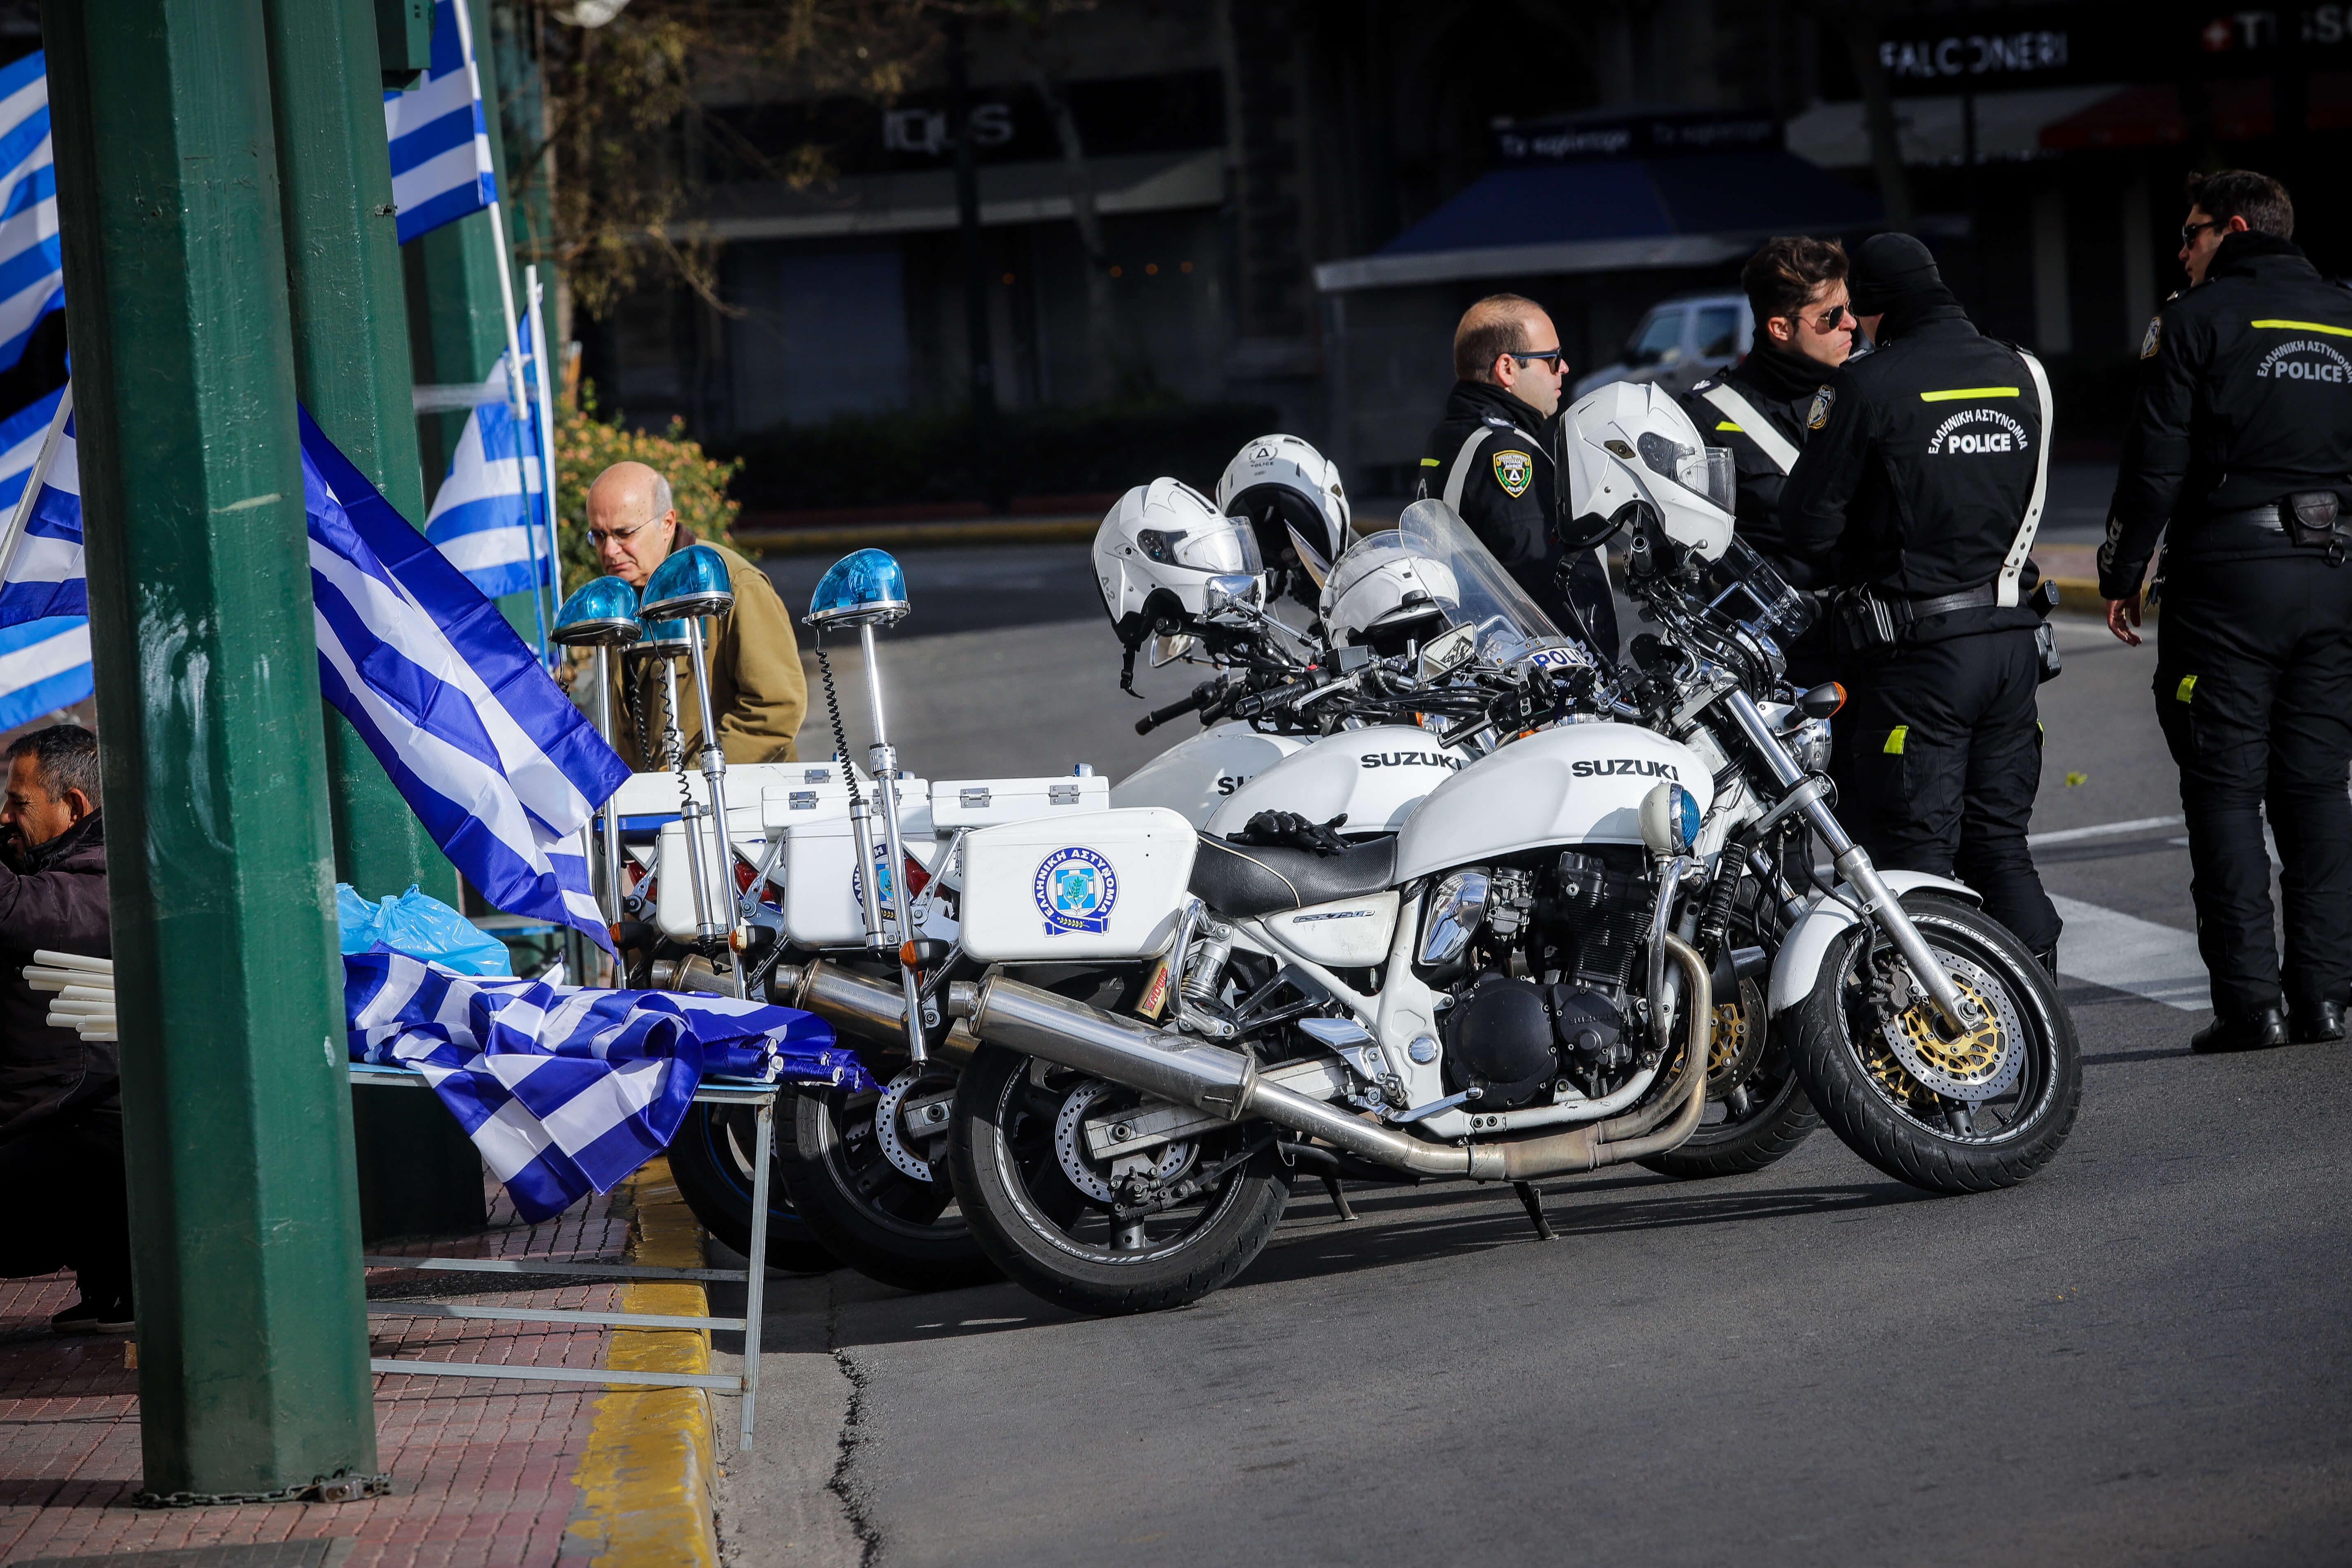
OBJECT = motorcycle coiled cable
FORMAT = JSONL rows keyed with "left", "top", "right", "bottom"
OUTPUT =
{"left": 815, "top": 640, "right": 864, "bottom": 812}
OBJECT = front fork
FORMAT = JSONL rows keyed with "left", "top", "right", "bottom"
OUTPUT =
{"left": 1718, "top": 690, "right": 1976, "bottom": 1035}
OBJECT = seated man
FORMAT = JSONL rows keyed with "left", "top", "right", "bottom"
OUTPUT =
{"left": 588, "top": 460, "right": 808, "bottom": 769}
{"left": 0, "top": 725, "right": 127, "bottom": 1333}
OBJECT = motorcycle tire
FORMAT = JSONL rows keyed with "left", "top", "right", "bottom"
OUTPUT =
{"left": 1637, "top": 972, "right": 1820, "bottom": 1180}
{"left": 778, "top": 1074, "right": 1001, "bottom": 1294}
{"left": 948, "top": 1043, "right": 1293, "bottom": 1317}
{"left": 1785, "top": 894, "right": 2080, "bottom": 1193}
{"left": 666, "top": 1103, "right": 840, "bottom": 1276}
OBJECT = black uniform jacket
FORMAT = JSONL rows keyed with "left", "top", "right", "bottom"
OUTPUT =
{"left": 1420, "top": 380, "right": 1620, "bottom": 656}
{"left": 1781, "top": 290, "right": 2044, "bottom": 645}
{"left": 2098, "top": 231, "right": 2352, "bottom": 599}
{"left": 1681, "top": 342, "right": 1827, "bottom": 582}
{"left": 0, "top": 812, "right": 113, "bottom": 1143}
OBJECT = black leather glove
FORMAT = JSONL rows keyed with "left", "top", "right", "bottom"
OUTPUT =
{"left": 1233, "top": 809, "right": 1351, "bottom": 857}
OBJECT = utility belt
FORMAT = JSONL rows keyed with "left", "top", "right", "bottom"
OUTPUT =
{"left": 2198, "top": 492, "right": 2347, "bottom": 562}
{"left": 1831, "top": 578, "right": 2064, "bottom": 682}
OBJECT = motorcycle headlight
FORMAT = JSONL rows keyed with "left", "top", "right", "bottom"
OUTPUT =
{"left": 1420, "top": 870, "right": 1490, "bottom": 966}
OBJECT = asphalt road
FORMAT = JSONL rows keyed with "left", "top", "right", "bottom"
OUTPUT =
{"left": 712, "top": 564, "right": 2350, "bottom": 1567}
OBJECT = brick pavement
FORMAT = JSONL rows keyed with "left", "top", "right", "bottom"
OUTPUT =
{"left": 0, "top": 1174, "right": 649, "bottom": 1566}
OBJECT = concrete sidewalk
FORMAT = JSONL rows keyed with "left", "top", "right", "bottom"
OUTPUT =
{"left": 0, "top": 1161, "right": 723, "bottom": 1566}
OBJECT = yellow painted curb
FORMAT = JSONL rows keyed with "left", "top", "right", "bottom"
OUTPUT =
{"left": 566, "top": 1159, "right": 721, "bottom": 1568}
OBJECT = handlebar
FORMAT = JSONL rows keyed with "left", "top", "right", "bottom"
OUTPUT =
{"left": 1135, "top": 682, "right": 1222, "bottom": 736}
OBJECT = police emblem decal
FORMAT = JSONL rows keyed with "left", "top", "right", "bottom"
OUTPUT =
{"left": 1492, "top": 449, "right": 1534, "bottom": 498}
{"left": 1033, "top": 847, "right": 1118, "bottom": 935}
{"left": 2139, "top": 316, "right": 2162, "bottom": 359}
{"left": 1806, "top": 386, "right": 1834, "bottom": 430}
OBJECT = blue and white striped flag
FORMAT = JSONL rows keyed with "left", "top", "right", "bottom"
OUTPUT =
{"left": 0, "top": 52, "right": 61, "bottom": 372}
{"left": 423, "top": 316, "right": 548, "bottom": 600}
{"left": 303, "top": 409, "right": 628, "bottom": 949}
{"left": 0, "top": 389, "right": 82, "bottom": 626}
{"left": 346, "top": 950, "right": 864, "bottom": 1221}
{"left": 382, "top": 0, "right": 498, "bottom": 244}
{"left": 0, "top": 385, "right": 85, "bottom": 729}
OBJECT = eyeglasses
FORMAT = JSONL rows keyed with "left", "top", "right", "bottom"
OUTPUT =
{"left": 588, "top": 517, "right": 659, "bottom": 548}
{"left": 1509, "top": 348, "right": 1568, "bottom": 371}
{"left": 1788, "top": 303, "right": 1850, "bottom": 333}
{"left": 2181, "top": 218, "right": 2225, "bottom": 244}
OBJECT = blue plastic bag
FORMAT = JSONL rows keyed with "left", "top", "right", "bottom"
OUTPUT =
{"left": 336, "top": 883, "right": 513, "bottom": 976}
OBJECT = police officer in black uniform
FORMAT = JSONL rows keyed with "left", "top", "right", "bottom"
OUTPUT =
{"left": 1682, "top": 236, "right": 1856, "bottom": 689}
{"left": 1419, "top": 293, "right": 1619, "bottom": 660}
{"left": 1782, "top": 233, "right": 2062, "bottom": 971}
{"left": 2099, "top": 170, "right": 2352, "bottom": 1053}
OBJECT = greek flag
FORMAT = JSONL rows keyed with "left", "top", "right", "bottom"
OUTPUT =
{"left": 304, "top": 409, "right": 628, "bottom": 949}
{"left": 382, "top": 0, "right": 498, "bottom": 244}
{"left": 0, "top": 52, "right": 60, "bottom": 371}
{"left": 346, "top": 951, "right": 868, "bottom": 1221}
{"left": 0, "top": 387, "right": 81, "bottom": 626}
{"left": 0, "top": 385, "right": 85, "bottom": 729}
{"left": 424, "top": 317, "right": 549, "bottom": 600}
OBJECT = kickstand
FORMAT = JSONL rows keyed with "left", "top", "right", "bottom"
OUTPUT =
{"left": 1321, "top": 1174, "right": 1357, "bottom": 1222}
{"left": 1513, "top": 1180, "right": 1556, "bottom": 1241}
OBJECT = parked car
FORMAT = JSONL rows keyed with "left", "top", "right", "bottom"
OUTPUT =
{"left": 1571, "top": 292, "right": 1753, "bottom": 400}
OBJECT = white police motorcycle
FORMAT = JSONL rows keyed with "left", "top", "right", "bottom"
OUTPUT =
{"left": 895, "top": 387, "right": 2078, "bottom": 1316}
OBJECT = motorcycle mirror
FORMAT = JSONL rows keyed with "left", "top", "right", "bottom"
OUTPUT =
{"left": 1797, "top": 681, "right": 1847, "bottom": 719}
{"left": 1417, "top": 622, "right": 1477, "bottom": 680}
{"left": 1151, "top": 631, "right": 1199, "bottom": 667}
{"left": 1201, "top": 573, "right": 1261, "bottom": 622}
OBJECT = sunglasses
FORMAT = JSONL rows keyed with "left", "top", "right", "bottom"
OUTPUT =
{"left": 1509, "top": 348, "right": 1568, "bottom": 371}
{"left": 1787, "top": 303, "right": 1851, "bottom": 333}
{"left": 2180, "top": 218, "right": 2225, "bottom": 244}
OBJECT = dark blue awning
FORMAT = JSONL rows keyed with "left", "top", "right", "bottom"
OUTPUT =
{"left": 1316, "top": 152, "right": 1882, "bottom": 291}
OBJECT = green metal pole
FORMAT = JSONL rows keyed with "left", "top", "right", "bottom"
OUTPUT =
{"left": 45, "top": 0, "right": 378, "bottom": 1499}
{"left": 262, "top": 0, "right": 486, "bottom": 1242}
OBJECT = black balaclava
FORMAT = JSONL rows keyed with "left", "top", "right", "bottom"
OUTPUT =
{"left": 1847, "top": 232, "right": 1960, "bottom": 343}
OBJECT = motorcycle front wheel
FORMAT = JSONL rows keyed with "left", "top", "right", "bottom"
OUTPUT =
{"left": 947, "top": 1044, "right": 1293, "bottom": 1316}
{"left": 1785, "top": 894, "right": 2080, "bottom": 1193}
{"left": 778, "top": 1068, "right": 1001, "bottom": 1294}
{"left": 667, "top": 1103, "right": 840, "bottom": 1276}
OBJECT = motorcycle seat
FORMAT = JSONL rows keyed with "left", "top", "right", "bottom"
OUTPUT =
{"left": 1189, "top": 834, "right": 1398, "bottom": 917}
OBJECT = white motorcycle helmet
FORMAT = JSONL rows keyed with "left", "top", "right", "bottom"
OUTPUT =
{"left": 1093, "top": 477, "right": 1266, "bottom": 652}
{"left": 1560, "top": 381, "right": 1736, "bottom": 561}
{"left": 1319, "top": 532, "right": 1459, "bottom": 654}
{"left": 1215, "top": 434, "right": 1350, "bottom": 601}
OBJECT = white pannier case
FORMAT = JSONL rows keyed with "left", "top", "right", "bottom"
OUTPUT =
{"left": 957, "top": 807, "right": 1199, "bottom": 962}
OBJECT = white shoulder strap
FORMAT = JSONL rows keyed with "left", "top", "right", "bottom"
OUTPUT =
{"left": 1999, "top": 350, "right": 2056, "bottom": 608}
{"left": 1698, "top": 382, "right": 1800, "bottom": 475}
{"left": 1441, "top": 425, "right": 1495, "bottom": 513}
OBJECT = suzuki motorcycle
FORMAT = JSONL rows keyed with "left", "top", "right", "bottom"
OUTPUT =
{"left": 905, "top": 495, "right": 2078, "bottom": 1315}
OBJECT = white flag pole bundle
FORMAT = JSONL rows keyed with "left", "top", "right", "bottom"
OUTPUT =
{"left": 526, "top": 264, "right": 564, "bottom": 612}
{"left": 0, "top": 382, "right": 69, "bottom": 589}
{"left": 446, "top": 0, "right": 549, "bottom": 664}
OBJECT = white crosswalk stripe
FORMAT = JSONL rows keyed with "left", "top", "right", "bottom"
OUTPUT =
{"left": 2048, "top": 894, "right": 2208, "bottom": 1011}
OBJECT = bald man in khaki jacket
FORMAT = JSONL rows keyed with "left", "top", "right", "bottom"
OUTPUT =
{"left": 588, "top": 461, "right": 807, "bottom": 769}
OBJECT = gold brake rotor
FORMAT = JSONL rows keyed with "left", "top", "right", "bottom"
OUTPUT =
{"left": 1706, "top": 976, "right": 1767, "bottom": 1090}
{"left": 1862, "top": 972, "right": 2016, "bottom": 1106}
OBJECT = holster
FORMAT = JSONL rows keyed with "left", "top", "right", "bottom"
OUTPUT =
{"left": 2029, "top": 578, "right": 2062, "bottom": 684}
{"left": 2287, "top": 490, "right": 2346, "bottom": 562}
{"left": 1830, "top": 585, "right": 1906, "bottom": 656}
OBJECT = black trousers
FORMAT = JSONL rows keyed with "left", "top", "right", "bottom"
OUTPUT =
{"left": 2154, "top": 554, "right": 2352, "bottom": 1018}
{"left": 1844, "top": 626, "right": 2062, "bottom": 955}
{"left": 0, "top": 1107, "right": 131, "bottom": 1301}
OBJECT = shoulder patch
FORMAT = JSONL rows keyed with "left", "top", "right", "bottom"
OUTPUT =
{"left": 2139, "top": 315, "right": 2162, "bottom": 359}
{"left": 1491, "top": 449, "right": 1534, "bottom": 497}
{"left": 1806, "top": 385, "right": 1835, "bottom": 430}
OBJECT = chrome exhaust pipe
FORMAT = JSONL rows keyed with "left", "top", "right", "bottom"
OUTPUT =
{"left": 946, "top": 935, "right": 1714, "bottom": 1186}
{"left": 772, "top": 959, "right": 909, "bottom": 1046}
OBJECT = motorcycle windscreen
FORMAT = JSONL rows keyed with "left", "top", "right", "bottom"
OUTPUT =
{"left": 1703, "top": 536, "right": 1816, "bottom": 645}
{"left": 1388, "top": 498, "right": 1581, "bottom": 671}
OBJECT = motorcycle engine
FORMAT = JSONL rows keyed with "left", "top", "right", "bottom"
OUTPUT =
{"left": 1441, "top": 972, "right": 1629, "bottom": 1110}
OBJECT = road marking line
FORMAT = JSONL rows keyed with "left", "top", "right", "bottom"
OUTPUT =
{"left": 2029, "top": 814, "right": 2184, "bottom": 846}
{"left": 2048, "top": 894, "right": 2207, "bottom": 1011}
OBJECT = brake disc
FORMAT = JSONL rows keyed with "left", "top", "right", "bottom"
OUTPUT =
{"left": 875, "top": 1067, "right": 955, "bottom": 1183}
{"left": 1876, "top": 954, "right": 2024, "bottom": 1103}
{"left": 1054, "top": 1079, "right": 1190, "bottom": 1203}
{"left": 1708, "top": 975, "right": 1767, "bottom": 1090}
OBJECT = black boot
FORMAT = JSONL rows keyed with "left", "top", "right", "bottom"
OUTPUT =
{"left": 2191, "top": 1004, "right": 2289, "bottom": 1055}
{"left": 2031, "top": 945, "right": 2059, "bottom": 982}
{"left": 2290, "top": 998, "right": 2346, "bottom": 1045}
